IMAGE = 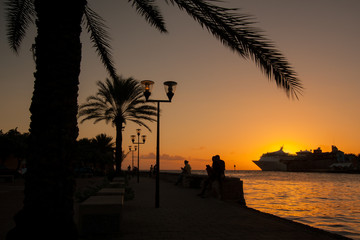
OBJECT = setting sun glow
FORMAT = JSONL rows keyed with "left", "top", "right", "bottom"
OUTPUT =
{"left": 1, "top": 1, "right": 359, "bottom": 171}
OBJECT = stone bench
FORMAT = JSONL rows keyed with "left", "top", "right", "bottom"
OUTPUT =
{"left": 183, "top": 174, "right": 204, "bottom": 188}
{"left": 79, "top": 195, "right": 124, "bottom": 236}
{"left": 201, "top": 177, "right": 246, "bottom": 205}
{"left": 219, "top": 177, "right": 246, "bottom": 205}
{"left": 112, "top": 177, "right": 125, "bottom": 183}
{"left": 96, "top": 188, "right": 125, "bottom": 196}
{"left": 0, "top": 175, "right": 15, "bottom": 183}
{"left": 109, "top": 181, "right": 125, "bottom": 188}
{"left": 159, "top": 173, "right": 205, "bottom": 188}
{"left": 159, "top": 172, "right": 246, "bottom": 205}
{"left": 159, "top": 172, "right": 179, "bottom": 182}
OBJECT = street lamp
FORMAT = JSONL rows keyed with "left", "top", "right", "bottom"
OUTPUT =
{"left": 128, "top": 145, "right": 137, "bottom": 170}
{"left": 141, "top": 80, "right": 177, "bottom": 208}
{"left": 131, "top": 129, "right": 146, "bottom": 183}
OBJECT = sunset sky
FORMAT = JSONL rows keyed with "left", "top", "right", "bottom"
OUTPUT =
{"left": 1, "top": 0, "right": 359, "bottom": 170}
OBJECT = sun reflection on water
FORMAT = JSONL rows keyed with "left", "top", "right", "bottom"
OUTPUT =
{"left": 230, "top": 171, "right": 360, "bottom": 240}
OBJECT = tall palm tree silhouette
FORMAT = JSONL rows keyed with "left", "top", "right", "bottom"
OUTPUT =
{"left": 5, "top": 0, "right": 302, "bottom": 239}
{"left": 79, "top": 77, "right": 157, "bottom": 174}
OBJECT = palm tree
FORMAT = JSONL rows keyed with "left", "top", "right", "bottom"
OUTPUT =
{"left": 92, "top": 133, "right": 115, "bottom": 174}
{"left": 79, "top": 76, "right": 157, "bottom": 174}
{"left": 75, "top": 134, "right": 114, "bottom": 175}
{"left": 5, "top": 0, "right": 302, "bottom": 238}
{"left": 92, "top": 133, "right": 115, "bottom": 156}
{"left": 0, "top": 128, "right": 29, "bottom": 172}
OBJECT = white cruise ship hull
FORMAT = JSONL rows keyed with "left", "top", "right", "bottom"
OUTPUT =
{"left": 253, "top": 160, "right": 287, "bottom": 171}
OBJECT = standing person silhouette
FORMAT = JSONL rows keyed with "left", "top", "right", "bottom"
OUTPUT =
{"left": 149, "top": 165, "right": 153, "bottom": 177}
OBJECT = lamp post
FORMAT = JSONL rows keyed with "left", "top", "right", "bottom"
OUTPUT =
{"left": 128, "top": 145, "right": 137, "bottom": 170}
{"left": 141, "top": 80, "right": 177, "bottom": 208}
{"left": 131, "top": 129, "right": 146, "bottom": 183}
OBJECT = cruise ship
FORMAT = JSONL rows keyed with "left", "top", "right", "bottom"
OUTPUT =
{"left": 253, "top": 145, "right": 359, "bottom": 172}
{"left": 252, "top": 147, "right": 295, "bottom": 171}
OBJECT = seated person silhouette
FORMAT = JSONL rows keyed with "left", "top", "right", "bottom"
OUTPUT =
{"left": 175, "top": 160, "right": 191, "bottom": 186}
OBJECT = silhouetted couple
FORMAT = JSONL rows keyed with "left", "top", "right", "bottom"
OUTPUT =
{"left": 198, "top": 155, "right": 225, "bottom": 199}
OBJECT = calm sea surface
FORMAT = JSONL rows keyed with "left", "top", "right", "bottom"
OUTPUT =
{"left": 192, "top": 170, "right": 360, "bottom": 240}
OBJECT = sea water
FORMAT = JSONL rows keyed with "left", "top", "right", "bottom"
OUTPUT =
{"left": 220, "top": 170, "right": 360, "bottom": 240}
{"left": 169, "top": 170, "right": 360, "bottom": 239}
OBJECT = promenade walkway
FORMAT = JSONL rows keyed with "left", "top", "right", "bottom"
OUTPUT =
{"left": 120, "top": 176, "right": 349, "bottom": 240}
{"left": 1, "top": 177, "right": 350, "bottom": 240}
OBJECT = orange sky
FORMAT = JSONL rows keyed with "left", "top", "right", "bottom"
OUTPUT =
{"left": 1, "top": 0, "right": 359, "bottom": 170}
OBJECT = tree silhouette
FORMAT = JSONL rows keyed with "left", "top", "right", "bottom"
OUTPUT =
{"left": 79, "top": 77, "right": 157, "bottom": 174}
{"left": 5, "top": 0, "right": 302, "bottom": 239}
{"left": 75, "top": 134, "right": 114, "bottom": 176}
{"left": 0, "top": 128, "right": 29, "bottom": 172}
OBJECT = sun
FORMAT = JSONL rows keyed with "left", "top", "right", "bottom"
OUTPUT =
{"left": 282, "top": 145, "right": 299, "bottom": 155}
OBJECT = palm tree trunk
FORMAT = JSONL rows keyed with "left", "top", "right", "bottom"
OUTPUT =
{"left": 7, "top": 0, "right": 86, "bottom": 239}
{"left": 115, "top": 123, "right": 123, "bottom": 175}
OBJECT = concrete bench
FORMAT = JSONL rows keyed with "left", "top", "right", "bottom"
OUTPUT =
{"left": 159, "top": 172, "right": 246, "bottom": 205}
{"left": 208, "top": 177, "right": 246, "bottom": 205}
{"left": 183, "top": 174, "right": 204, "bottom": 188}
{"left": 0, "top": 175, "right": 15, "bottom": 183}
{"left": 221, "top": 178, "right": 246, "bottom": 205}
{"left": 159, "top": 173, "right": 205, "bottom": 188}
{"left": 96, "top": 188, "right": 125, "bottom": 196}
{"left": 159, "top": 172, "right": 179, "bottom": 182}
{"left": 79, "top": 195, "right": 124, "bottom": 236}
{"left": 109, "top": 181, "right": 125, "bottom": 188}
{"left": 112, "top": 177, "right": 125, "bottom": 183}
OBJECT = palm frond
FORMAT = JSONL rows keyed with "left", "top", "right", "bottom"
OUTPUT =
{"left": 128, "top": 0, "right": 167, "bottom": 33}
{"left": 83, "top": 4, "right": 117, "bottom": 79}
{"left": 131, "top": 105, "right": 158, "bottom": 117}
{"left": 79, "top": 113, "right": 103, "bottom": 124}
{"left": 97, "top": 79, "right": 117, "bottom": 108}
{"left": 5, "top": 0, "right": 35, "bottom": 53}
{"left": 167, "top": 0, "right": 303, "bottom": 99}
{"left": 93, "top": 133, "right": 115, "bottom": 149}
